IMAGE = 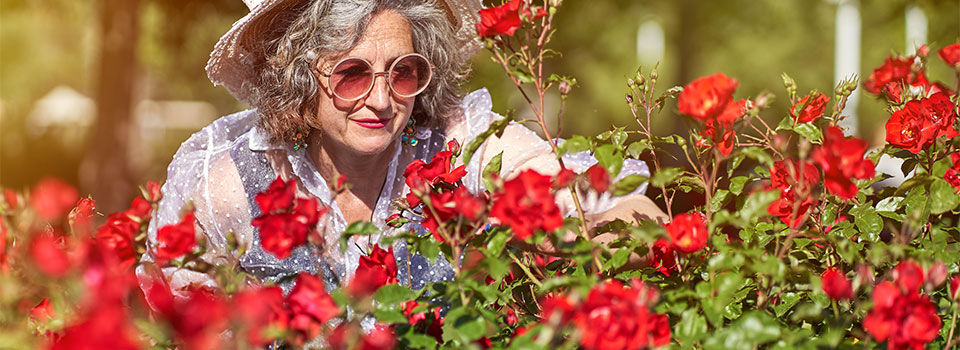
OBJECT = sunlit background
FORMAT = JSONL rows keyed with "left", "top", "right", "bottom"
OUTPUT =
{"left": 1, "top": 0, "right": 958, "bottom": 212}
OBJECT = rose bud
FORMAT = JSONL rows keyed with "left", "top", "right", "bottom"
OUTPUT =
{"left": 821, "top": 267, "right": 853, "bottom": 300}
{"left": 926, "top": 261, "right": 947, "bottom": 289}
{"left": 949, "top": 276, "right": 959, "bottom": 300}
{"left": 558, "top": 80, "right": 571, "bottom": 95}
{"left": 447, "top": 139, "right": 461, "bottom": 155}
{"left": 385, "top": 213, "right": 407, "bottom": 228}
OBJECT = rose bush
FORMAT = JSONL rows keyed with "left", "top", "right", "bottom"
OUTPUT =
{"left": 2, "top": 1, "right": 960, "bottom": 349}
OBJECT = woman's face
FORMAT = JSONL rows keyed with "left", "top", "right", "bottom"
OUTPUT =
{"left": 312, "top": 10, "right": 416, "bottom": 157}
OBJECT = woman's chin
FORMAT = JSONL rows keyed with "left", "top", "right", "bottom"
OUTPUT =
{"left": 345, "top": 134, "right": 399, "bottom": 157}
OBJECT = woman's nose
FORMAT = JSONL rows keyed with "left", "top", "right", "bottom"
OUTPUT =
{"left": 364, "top": 73, "right": 391, "bottom": 111}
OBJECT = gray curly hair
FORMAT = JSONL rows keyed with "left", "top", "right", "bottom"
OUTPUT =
{"left": 245, "top": 0, "right": 468, "bottom": 144}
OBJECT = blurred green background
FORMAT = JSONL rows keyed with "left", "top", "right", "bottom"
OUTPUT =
{"left": 1, "top": 0, "right": 958, "bottom": 211}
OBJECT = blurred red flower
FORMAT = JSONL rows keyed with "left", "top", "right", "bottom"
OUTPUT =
{"left": 664, "top": 212, "right": 708, "bottom": 254}
{"left": 30, "top": 297, "right": 55, "bottom": 322}
{"left": 403, "top": 300, "right": 444, "bottom": 342}
{"left": 678, "top": 73, "right": 746, "bottom": 156}
{"left": 572, "top": 279, "right": 670, "bottom": 350}
{"left": 945, "top": 153, "right": 960, "bottom": 192}
{"left": 539, "top": 294, "right": 575, "bottom": 325}
{"left": 94, "top": 212, "right": 139, "bottom": 268}
{"left": 586, "top": 164, "right": 610, "bottom": 193}
{"left": 30, "top": 178, "right": 80, "bottom": 221}
{"left": 864, "top": 56, "right": 928, "bottom": 94}
{"left": 950, "top": 276, "right": 960, "bottom": 300}
{"left": 421, "top": 186, "right": 485, "bottom": 243}
{"left": 252, "top": 177, "right": 325, "bottom": 260}
{"left": 232, "top": 286, "right": 289, "bottom": 346}
{"left": 650, "top": 239, "right": 677, "bottom": 276}
{"left": 821, "top": 267, "right": 852, "bottom": 300}
{"left": 863, "top": 281, "right": 941, "bottom": 349}
{"left": 50, "top": 303, "right": 140, "bottom": 350}
{"left": 68, "top": 197, "right": 97, "bottom": 236}
{"left": 893, "top": 260, "right": 924, "bottom": 293}
{"left": 287, "top": 273, "right": 340, "bottom": 342}
{"left": 790, "top": 92, "right": 830, "bottom": 123}
{"left": 145, "top": 180, "right": 162, "bottom": 202}
{"left": 490, "top": 170, "right": 564, "bottom": 240}
{"left": 349, "top": 244, "right": 398, "bottom": 297}
{"left": 811, "top": 126, "right": 875, "bottom": 200}
{"left": 30, "top": 234, "right": 71, "bottom": 277}
{"left": 154, "top": 212, "right": 197, "bottom": 263}
{"left": 938, "top": 43, "right": 960, "bottom": 68}
{"left": 767, "top": 159, "right": 820, "bottom": 228}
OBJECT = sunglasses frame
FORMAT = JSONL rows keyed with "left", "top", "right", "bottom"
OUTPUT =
{"left": 315, "top": 53, "right": 435, "bottom": 102}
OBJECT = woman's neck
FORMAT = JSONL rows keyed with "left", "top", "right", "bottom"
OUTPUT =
{"left": 306, "top": 134, "right": 397, "bottom": 211}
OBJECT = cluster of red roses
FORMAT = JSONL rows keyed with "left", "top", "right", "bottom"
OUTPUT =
{"left": 677, "top": 73, "right": 748, "bottom": 156}
{"left": 650, "top": 212, "right": 708, "bottom": 276}
{"left": 885, "top": 92, "right": 958, "bottom": 154}
{"left": 537, "top": 279, "right": 670, "bottom": 350}
{"left": 864, "top": 44, "right": 957, "bottom": 103}
{"left": 252, "top": 177, "right": 327, "bottom": 260}
{"left": 402, "top": 139, "right": 565, "bottom": 243}
{"left": 862, "top": 261, "right": 944, "bottom": 349}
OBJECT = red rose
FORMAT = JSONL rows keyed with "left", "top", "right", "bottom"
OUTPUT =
{"left": 811, "top": 126, "right": 875, "bottom": 200}
{"left": 945, "top": 153, "right": 960, "bottom": 192}
{"left": 490, "top": 170, "right": 564, "bottom": 240}
{"left": 403, "top": 150, "right": 467, "bottom": 207}
{"left": 882, "top": 82, "right": 904, "bottom": 104}
{"left": 403, "top": 300, "right": 444, "bottom": 342}
{"left": 664, "top": 212, "right": 709, "bottom": 254}
{"left": 893, "top": 261, "right": 924, "bottom": 292}
{"left": 886, "top": 100, "right": 938, "bottom": 153}
{"left": 349, "top": 244, "right": 398, "bottom": 297}
{"left": 790, "top": 92, "right": 830, "bottom": 123}
{"left": 554, "top": 167, "right": 576, "bottom": 188}
{"left": 287, "top": 273, "right": 341, "bottom": 341}
{"left": 863, "top": 281, "right": 941, "bottom": 349}
{"left": 155, "top": 212, "right": 197, "bottom": 263}
{"left": 586, "top": 164, "right": 610, "bottom": 193}
{"left": 30, "top": 297, "right": 55, "bottom": 322}
{"left": 172, "top": 289, "right": 230, "bottom": 350}
{"left": 476, "top": 0, "right": 523, "bottom": 38}
{"left": 938, "top": 43, "right": 960, "bottom": 68}
{"left": 821, "top": 267, "right": 853, "bottom": 300}
{"left": 126, "top": 197, "right": 153, "bottom": 220}
{"left": 94, "top": 212, "right": 139, "bottom": 267}
{"left": 256, "top": 177, "right": 297, "bottom": 214}
{"left": 767, "top": 160, "right": 819, "bottom": 228}
{"left": 573, "top": 279, "right": 670, "bottom": 350}
{"left": 539, "top": 295, "right": 575, "bottom": 325}
{"left": 30, "top": 177, "right": 80, "bottom": 221}
{"left": 51, "top": 303, "right": 140, "bottom": 350}
{"left": 30, "top": 234, "right": 71, "bottom": 277}
{"left": 678, "top": 73, "right": 741, "bottom": 124}
{"left": 421, "top": 186, "right": 485, "bottom": 243}
{"left": 252, "top": 178, "right": 325, "bottom": 260}
{"left": 69, "top": 197, "right": 97, "bottom": 236}
{"left": 650, "top": 239, "right": 677, "bottom": 276}
{"left": 145, "top": 180, "right": 162, "bottom": 202}
{"left": 864, "top": 56, "right": 928, "bottom": 94}
{"left": 232, "top": 286, "right": 288, "bottom": 346}
{"left": 920, "top": 92, "right": 959, "bottom": 139}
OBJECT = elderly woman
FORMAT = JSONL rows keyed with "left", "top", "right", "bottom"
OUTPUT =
{"left": 144, "top": 0, "right": 666, "bottom": 296}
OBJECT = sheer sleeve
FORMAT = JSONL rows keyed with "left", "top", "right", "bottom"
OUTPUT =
{"left": 138, "top": 110, "right": 259, "bottom": 299}
{"left": 446, "top": 89, "right": 651, "bottom": 216}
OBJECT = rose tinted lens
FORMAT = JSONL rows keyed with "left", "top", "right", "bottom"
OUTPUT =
{"left": 390, "top": 55, "right": 431, "bottom": 96}
{"left": 330, "top": 59, "right": 372, "bottom": 100}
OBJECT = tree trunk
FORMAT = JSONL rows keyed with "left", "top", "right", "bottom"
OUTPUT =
{"left": 82, "top": 0, "right": 140, "bottom": 212}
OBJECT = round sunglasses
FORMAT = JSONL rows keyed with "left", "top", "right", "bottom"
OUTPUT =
{"left": 316, "top": 53, "right": 434, "bottom": 101}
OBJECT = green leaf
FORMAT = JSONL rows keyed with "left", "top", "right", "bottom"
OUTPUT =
{"left": 485, "top": 230, "right": 509, "bottom": 257}
{"left": 402, "top": 333, "right": 438, "bottom": 350}
{"left": 559, "top": 135, "right": 592, "bottom": 155}
{"left": 374, "top": 284, "right": 417, "bottom": 306}
{"left": 604, "top": 245, "right": 633, "bottom": 271}
{"left": 776, "top": 116, "right": 794, "bottom": 131}
{"left": 851, "top": 204, "right": 882, "bottom": 240}
{"left": 675, "top": 309, "right": 708, "bottom": 343}
{"left": 441, "top": 307, "right": 486, "bottom": 343}
{"left": 929, "top": 178, "right": 960, "bottom": 214}
{"left": 511, "top": 70, "right": 535, "bottom": 84}
{"left": 340, "top": 221, "right": 381, "bottom": 253}
{"left": 711, "top": 189, "right": 731, "bottom": 212}
{"left": 875, "top": 196, "right": 904, "bottom": 212}
{"left": 651, "top": 167, "right": 684, "bottom": 188}
{"left": 735, "top": 311, "right": 781, "bottom": 344}
{"left": 461, "top": 116, "right": 511, "bottom": 165}
{"left": 613, "top": 175, "right": 648, "bottom": 196}
{"left": 373, "top": 308, "right": 408, "bottom": 323}
{"left": 793, "top": 123, "right": 823, "bottom": 144}
{"left": 729, "top": 176, "right": 749, "bottom": 195}
{"left": 594, "top": 144, "right": 624, "bottom": 176}
{"left": 482, "top": 152, "right": 503, "bottom": 192}
{"left": 773, "top": 292, "right": 804, "bottom": 317}
{"left": 626, "top": 140, "right": 652, "bottom": 159}
{"left": 741, "top": 146, "right": 774, "bottom": 166}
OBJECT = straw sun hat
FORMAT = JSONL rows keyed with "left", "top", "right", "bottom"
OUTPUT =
{"left": 205, "top": 0, "right": 483, "bottom": 104}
